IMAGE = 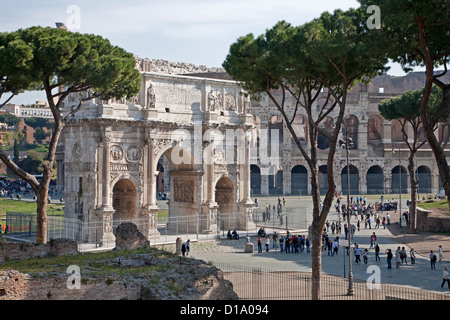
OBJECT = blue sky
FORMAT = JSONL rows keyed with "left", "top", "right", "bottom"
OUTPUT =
{"left": 1, "top": 0, "right": 422, "bottom": 105}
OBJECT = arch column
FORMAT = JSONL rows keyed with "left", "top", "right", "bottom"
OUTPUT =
{"left": 94, "top": 131, "right": 115, "bottom": 247}
{"left": 141, "top": 136, "right": 160, "bottom": 238}
{"left": 238, "top": 132, "right": 256, "bottom": 230}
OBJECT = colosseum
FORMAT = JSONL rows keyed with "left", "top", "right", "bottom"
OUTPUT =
{"left": 248, "top": 71, "right": 450, "bottom": 197}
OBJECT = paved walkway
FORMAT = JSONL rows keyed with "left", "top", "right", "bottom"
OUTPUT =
{"left": 189, "top": 200, "right": 450, "bottom": 295}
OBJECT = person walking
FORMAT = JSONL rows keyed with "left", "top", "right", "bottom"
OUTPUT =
{"left": 375, "top": 244, "right": 381, "bottom": 261}
{"left": 333, "top": 238, "right": 339, "bottom": 256}
{"left": 438, "top": 245, "right": 443, "bottom": 262}
{"left": 257, "top": 236, "right": 263, "bottom": 253}
{"left": 385, "top": 249, "right": 393, "bottom": 269}
{"left": 370, "top": 233, "right": 376, "bottom": 249}
{"left": 327, "top": 239, "right": 333, "bottom": 256}
{"left": 430, "top": 250, "right": 437, "bottom": 270}
{"left": 354, "top": 244, "right": 362, "bottom": 264}
{"left": 410, "top": 248, "right": 416, "bottom": 265}
{"left": 363, "top": 249, "right": 369, "bottom": 264}
{"left": 441, "top": 267, "right": 450, "bottom": 289}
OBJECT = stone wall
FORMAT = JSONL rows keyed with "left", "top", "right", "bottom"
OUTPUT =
{"left": 0, "top": 270, "right": 141, "bottom": 300}
{"left": 416, "top": 207, "right": 450, "bottom": 232}
{"left": 0, "top": 238, "right": 78, "bottom": 263}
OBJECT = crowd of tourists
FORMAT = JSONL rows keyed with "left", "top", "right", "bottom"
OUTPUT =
{"left": 254, "top": 228, "right": 311, "bottom": 254}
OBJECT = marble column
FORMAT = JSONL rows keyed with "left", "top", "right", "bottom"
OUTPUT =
{"left": 141, "top": 137, "right": 160, "bottom": 238}
{"left": 94, "top": 132, "right": 115, "bottom": 247}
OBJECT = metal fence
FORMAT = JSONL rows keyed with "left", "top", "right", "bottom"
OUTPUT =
{"left": 3, "top": 208, "right": 308, "bottom": 251}
{"left": 215, "top": 263, "right": 450, "bottom": 300}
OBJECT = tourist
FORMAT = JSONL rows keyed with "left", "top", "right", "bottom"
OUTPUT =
{"left": 386, "top": 213, "right": 391, "bottom": 225}
{"left": 385, "top": 249, "right": 393, "bottom": 269}
{"left": 300, "top": 236, "right": 305, "bottom": 252}
{"left": 227, "top": 230, "right": 232, "bottom": 239}
{"left": 186, "top": 239, "right": 190, "bottom": 256}
{"left": 285, "top": 235, "right": 291, "bottom": 253}
{"left": 279, "top": 236, "right": 284, "bottom": 253}
{"left": 265, "top": 236, "right": 270, "bottom": 252}
{"left": 258, "top": 227, "right": 266, "bottom": 238}
{"left": 257, "top": 236, "right": 263, "bottom": 253}
{"left": 273, "top": 236, "right": 279, "bottom": 252}
{"left": 306, "top": 237, "right": 311, "bottom": 253}
{"left": 441, "top": 267, "right": 450, "bottom": 289}
{"left": 232, "top": 230, "right": 239, "bottom": 240}
{"left": 439, "top": 245, "right": 443, "bottom": 262}
{"left": 430, "top": 250, "right": 437, "bottom": 270}
{"left": 395, "top": 247, "right": 402, "bottom": 268}
{"left": 370, "top": 233, "right": 376, "bottom": 248}
{"left": 272, "top": 232, "right": 278, "bottom": 249}
{"left": 181, "top": 241, "right": 187, "bottom": 257}
{"left": 333, "top": 238, "right": 339, "bottom": 256}
{"left": 410, "top": 248, "right": 416, "bottom": 265}
{"left": 401, "top": 247, "right": 407, "bottom": 264}
{"left": 293, "top": 235, "right": 299, "bottom": 254}
{"left": 363, "top": 249, "right": 369, "bottom": 264}
{"left": 354, "top": 244, "right": 362, "bottom": 264}
{"left": 327, "top": 239, "right": 333, "bottom": 256}
{"left": 382, "top": 217, "right": 386, "bottom": 229}
{"left": 375, "top": 244, "right": 380, "bottom": 261}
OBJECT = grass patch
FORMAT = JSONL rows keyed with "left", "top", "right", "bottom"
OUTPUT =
{"left": 417, "top": 199, "right": 449, "bottom": 213}
{"left": 0, "top": 247, "right": 174, "bottom": 277}
{"left": 0, "top": 199, "right": 64, "bottom": 215}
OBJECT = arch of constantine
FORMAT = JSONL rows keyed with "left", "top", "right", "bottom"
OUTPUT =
{"left": 59, "top": 58, "right": 255, "bottom": 245}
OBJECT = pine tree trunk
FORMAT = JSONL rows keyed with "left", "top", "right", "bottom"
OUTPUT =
{"left": 407, "top": 153, "right": 418, "bottom": 233}
{"left": 36, "top": 186, "right": 48, "bottom": 243}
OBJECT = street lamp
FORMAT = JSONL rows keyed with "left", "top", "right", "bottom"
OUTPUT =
{"left": 339, "top": 137, "right": 354, "bottom": 296}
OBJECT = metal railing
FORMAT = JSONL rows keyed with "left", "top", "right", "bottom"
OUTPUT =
{"left": 215, "top": 263, "right": 450, "bottom": 300}
{"left": 3, "top": 209, "right": 308, "bottom": 251}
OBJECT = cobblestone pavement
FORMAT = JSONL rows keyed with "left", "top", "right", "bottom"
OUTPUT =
{"left": 188, "top": 196, "right": 450, "bottom": 295}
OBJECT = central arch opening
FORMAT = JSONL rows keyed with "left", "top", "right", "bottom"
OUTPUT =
{"left": 112, "top": 178, "right": 137, "bottom": 222}
{"left": 215, "top": 177, "right": 235, "bottom": 214}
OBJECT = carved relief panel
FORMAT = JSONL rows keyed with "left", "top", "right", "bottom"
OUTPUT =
{"left": 173, "top": 180, "right": 194, "bottom": 203}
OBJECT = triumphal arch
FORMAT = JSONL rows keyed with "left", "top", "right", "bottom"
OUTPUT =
{"left": 60, "top": 59, "right": 255, "bottom": 245}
